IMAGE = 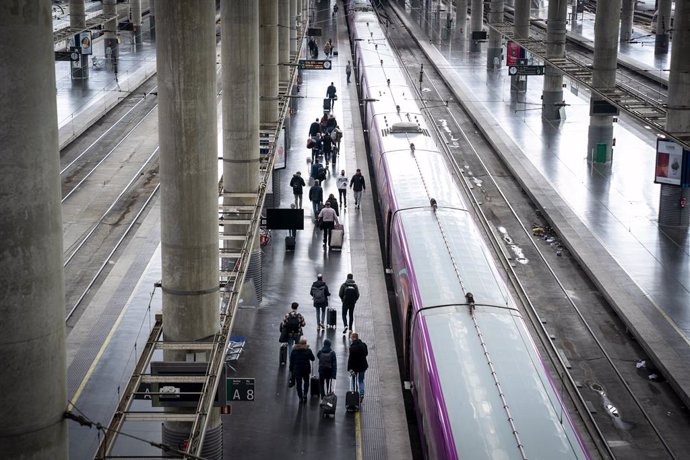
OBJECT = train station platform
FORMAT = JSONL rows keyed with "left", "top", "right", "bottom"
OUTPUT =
{"left": 390, "top": 2, "right": 690, "bottom": 409}
{"left": 64, "top": 2, "right": 412, "bottom": 459}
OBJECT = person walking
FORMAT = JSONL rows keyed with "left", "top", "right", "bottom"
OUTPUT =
{"left": 290, "top": 336, "right": 315, "bottom": 402}
{"left": 281, "top": 302, "right": 306, "bottom": 353}
{"left": 324, "top": 40, "right": 332, "bottom": 58}
{"left": 336, "top": 170, "right": 348, "bottom": 208}
{"left": 345, "top": 61, "right": 351, "bottom": 84}
{"left": 326, "top": 82, "right": 337, "bottom": 110}
{"left": 322, "top": 131, "right": 334, "bottom": 163}
{"left": 347, "top": 333, "right": 369, "bottom": 403}
{"left": 309, "top": 118, "right": 322, "bottom": 137}
{"left": 289, "top": 171, "right": 305, "bottom": 209}
{"left": 309, "top": 180, "right": 323, "bottom": 220}
{"left": 317, "top": 202, "right": 339, "bottom": 248}
{"left": 326, "top": 193, "right": 339, "bottom": 216}
{"left": 317, "top": 339, "right": 337, "bottom": 397}
{"left": 310, "top": 274, "right": 331, "bottom": 330}
{"left": 339, "top": 273, "right": 360, "bottom": 334}
{"left": 349, "top": 169, "right": 366, "bottom": 208}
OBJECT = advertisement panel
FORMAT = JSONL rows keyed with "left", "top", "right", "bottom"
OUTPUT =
{"left": 79, "top": 31, "right": 92, "bottom": 55}
{"left": 655, "top": 140, "right": 684, "bottom": 186}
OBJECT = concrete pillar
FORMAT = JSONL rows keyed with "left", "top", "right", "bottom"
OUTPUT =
{"left": 279, "top": 0, "right": 290, "bottom": 82}
{"left": 620, "top": 0, "right": 634, "bottom": 42}
{"left": 486, "top": 0, "right": 504, "bottom": 69}
{"left": 456, "top": 0, "right": 468, "bottom": 36}
{"left": 0, "top": 3, "right": 68, "bottom": 459}
{"left": 470, "top": 0, "right": 483, "bottom": 51}
{"left": 511, "top": 0, "right": 530, "bottom": 91}
{"left": 131, "top": 0, "right": 143, "bottom": 45}
{"left": 103, "top": 0, "right": 119, "bottom": 74}
{"left": 541, "top": 0, "right": 568, "bottom": 121}
{"left": 69, "top": 0, "right": 85, "bottom": 29}
{"left": 156, "top": 1, "right": 221, "bottom": 456}
{"left": 655, "top": 0, "right": 672, "bottom": 54}
{"left": 290, "top": 0, "right": 298, "bottom": 57}
{"left": 150, "top": 0, "right": 156, "bottom": 39}
{"left": 586, "top": 0, "right": 622, "bottom": 163}
{"left": 260, "top": 0, "right": 279, "bottom": 124}
{"left": 659, "top": 0, "right": 690, "bottom": 227}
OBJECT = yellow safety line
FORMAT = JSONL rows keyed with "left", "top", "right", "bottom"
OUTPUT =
{"left": 355, "top": 410, "right": 363, "bottom": 460}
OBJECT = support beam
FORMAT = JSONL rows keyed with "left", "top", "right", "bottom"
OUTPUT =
{"left": 542, "top": 0, "right": 568, "bottom": 121}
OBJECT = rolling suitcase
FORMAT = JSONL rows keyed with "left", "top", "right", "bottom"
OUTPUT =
{"left": 346, "top": 373, "right": 360, "bottom": 412}
{"left": 327, "top": 307, "right": 337, "bottom": 329}
{"left": 310, "top": 367, "right": 320, "bottom": 398}
{"left": 279, "top": 343, "right": 287, "bottom": 366}
{"left": 285, "top": 235, "right": 295, "bottom": 251}
{"left": 329, "top": 224, "right": 344, "bottom": 251}
{"left": 323, "top": 97, "right": 332, "bottom": 112}
{"left": 320, "top": 380, "right": 337, "bottom": 418}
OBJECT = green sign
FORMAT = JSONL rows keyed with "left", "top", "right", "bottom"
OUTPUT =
{"left": 226, "top": 378, "right": 255, "bottom": 402}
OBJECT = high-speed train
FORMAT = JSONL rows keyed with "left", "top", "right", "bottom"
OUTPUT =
{"left": 345, "top": 1, "right": 590, "bottom": 458}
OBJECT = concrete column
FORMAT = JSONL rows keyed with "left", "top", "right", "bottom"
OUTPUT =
{"left": 486, "top": 0, "right": 504, "bottom": 69}
{"left": 69, "top": 0, "right": 85, "bottom": 29}
{"left": 131, "top": 0, "right": 143, "bottom": 45}
{"left": 541, "top": 0, "right": 568, "bottom": 121}
{"left": 150, "top": 0, "right": 156, "bottom": 39}
{"left": 655, "top": 0, "right": 672, "bottom": 54}
{"left": 103, "top": 0, "right": 119, "bottom": 74}
{"left": 586, "top": 0, "right": 622, "bottom": 163}
{"left": 620, "top": 0, "right": 634, "bottom": 42}
{"left": 260, "top": 0, "right": 279, "bottom": 124}
{"left": 290, "top": 0, "right": 298, "bottom": 57}
{"left": 0, "top": 3, "right": 68, "bottom": 459}
{"left": 279, "top": 0, "right": 290, "bottom": 82}
{"left": 511, "top": 0, "right": 530, "bottom": 91}
{"left": 456, "top": 0, "right": 468, "bottom": 36}
{"left": 156, "top": 1, "right": 221, "bottom": 455}
{"left": 470, "top": 0, "right": 483, "bottom": 51}
{"left": 659, "top": 0, "right": 690, "bottom": 227}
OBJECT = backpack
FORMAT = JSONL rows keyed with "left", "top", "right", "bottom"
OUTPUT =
{"left": 313, "top": 284, "right": 327, "bottom": 304}
{"left": 317, "top": 165, "right": 326, "bottom": 181}
{"left": 319, "top": 350, "right": 333, "bottom": 370}
{"left": 343, "top": 284, "right": 358, "bottom": 303}
{"left": 285, "top": 314, "right": 301, "bottom": 334}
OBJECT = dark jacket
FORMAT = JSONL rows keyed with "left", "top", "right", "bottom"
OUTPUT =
{"left": 309, "top": 121, "right": 321, "bottom": 137}
{"left": 350, "top": 173, "right": 366, "bottom": 192}
{"left": 310, "top": 280, "right": 330, "bottom": 307}
{"left": 311, "top": 161, "right": 321, "bottom": 179}
{"left": 322, "top": 134, "right": 333, "bottom": 153}
{"left": 326, "top": 196, "right": 339, "bottom": 216}
{"left": 317, "top": 346, "right": 337, "bottom": 378}
{"left": 309, "top": 184, "right": 323, "bottom": 203}
{"left": 339, "top": 279, "right": 360, "bottom": 306}
{"left": 289, "top": 174, "right": 305, "bottom": 195}
{"left": 290, "top": 343, "right": 315, "bottom": 377}
{"left": 347, "top": 339, "right": 368, "bottom": 373}
{"left": 281, "top": 311, "right": 305, "bottom": 338}
{"left": 327, "top": 84, "right": 337, "bottom": 99}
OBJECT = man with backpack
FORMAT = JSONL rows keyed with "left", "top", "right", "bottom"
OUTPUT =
{"left": 281, "top": 302, "right": 305, "bottom": 353}
{"left": 317, "top": 339, "right": 337, "bottom": 399}
{"left": 339, "top": 273, "right": 360, "bottom": 334}
{"left": 310, "top": 274, "right": 331, "bottom": 330}
{"left": 289, "top": 171, "right": 305, "bottom": 209}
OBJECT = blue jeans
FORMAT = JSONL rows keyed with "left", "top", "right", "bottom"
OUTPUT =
{"left": 356, "top": 370, "right": 366, "bottom": 396}
{"left": 312, "top": 201, "right": 320, "bottom": 219}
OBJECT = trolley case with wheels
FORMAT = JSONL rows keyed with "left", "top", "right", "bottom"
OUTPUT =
{"left": 285, "top": 235, "right": 295, "bottom": 251}
{"left": 320, "top": 380, "right": 337, "bottom": 418}
{"left": 346, "top": 373, "right": 360, "bottom": 412}
{"left": 329, "top": 224, "right": 344, "bottom": 251}
{"left": 323, "top": 98, "right": 331, "bottom": 112}
{"left": 327, "top": 307, "right": 337, "bottom": 329}
{"left": 310, "top": 365, "right": 320, "bottom": 398}
{"left": 279, "top": 343, "right": 288, "bottom": 366}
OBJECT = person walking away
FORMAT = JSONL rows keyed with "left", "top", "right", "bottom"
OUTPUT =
{"left": 310, "top": 133, "right": 323, "bottom": 162}
{"left": 336, "top": 170, "right": 348, "bottom": 208}
{"left": 339, "top": 273, "right": 360, "bottom": 334}
{"left": 317, "top": 202, "right": 339, "bottom": 249}
{"left": 317, "top": 339, "right": 337, "bottom": 397}
{"left": 289, "top": 171, "right": 305, "bottom": 209}
{"left": 325, "top": 114, "right": 337, "bottom": 134}
{"left": 347, "top": 333, "right": 369, "bottom": 403}
{"left": 345, "top": 61, "right": 351, "bottom": 84}
{"left": 349, "top": 169, "right": 366, "bottom": 208}
{"left": 322, "top": 131, "right": 334, "bottom": 163}
{"left": 309, "top": 180, "right": 323, "bottom": 220}
{"left": 309, "top": 118, "right": 322, "bottom": 137}
{"left": 326, "top": 193, "right": 339, "bottom": 216}
{"left": 324, "top": 40, "right": 332, "bottom": 58}
{"left": 310, "top": 274, "right": 331, "bottom": 330}
{"left": 290, "top": 336, "right": 315, "bottom": 402}
{"left": 326, "top": 82, "right": 337, "bottom": 110}
{"left": 281, "top": 302, "right": 306, "bottom": 353}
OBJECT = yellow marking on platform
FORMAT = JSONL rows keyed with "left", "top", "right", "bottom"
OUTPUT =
{"left": 355, "top": 410, "right": 363, "bottom": 460}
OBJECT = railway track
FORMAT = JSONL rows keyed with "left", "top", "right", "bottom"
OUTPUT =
{"left": 382, "top": 2, "right": 690, "bottom": 458}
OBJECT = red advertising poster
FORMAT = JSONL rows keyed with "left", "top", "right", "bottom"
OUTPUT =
{"left": 655, "top": 140, "right": 683, "bottom": 186}
{"left": 506, "top": 41, "right": 523, "bottom": 66}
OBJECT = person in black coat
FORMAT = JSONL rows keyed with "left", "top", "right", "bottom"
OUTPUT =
{"left": 347, "top": 333, "right": 369, "bottom": 402}
{"left": 289, "top": 171, "right": 306, "bottom": 209}
{"left": 290, "top": 336, "right": 315, "bottom": 402}
{"left": 309, "top": 118, "right": 321, "bottom": 137}
{"left": 310, "top": 274, "right": 331, "bottom": 330}
{"left": 317, "top": 339, "right": 337, "bottom": 396}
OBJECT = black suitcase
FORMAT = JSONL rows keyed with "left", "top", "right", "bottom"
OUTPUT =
{"left": 279, "top": 344, "right": 287, "bottom": 366}
{"left": 346, "top": 374, "right": 360, "bottom": 412}
{"left": 285, "top": 235, "right": 295, "bottom": 251}
{"left": 320, "top": 380, "right": 337, "bottom": 418}
{"left": 323, "top": 98, "right": 331, "bottom": 111}
{"left": 310, "top": 375, "right": 320, "bottom": 397}
{"left": 327, "top": 308, "right": 337, "bottom": 329}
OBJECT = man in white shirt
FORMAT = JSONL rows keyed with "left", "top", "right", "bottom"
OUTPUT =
{"left": 336, "top": 170, "right": 348, "bottom": 208}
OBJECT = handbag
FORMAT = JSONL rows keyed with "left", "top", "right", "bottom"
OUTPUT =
{"left": 307, "top": 138, "right": 315, "bottom": 149}
{"left": 317, "top": 217, "right": 323, "bottom": 229}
